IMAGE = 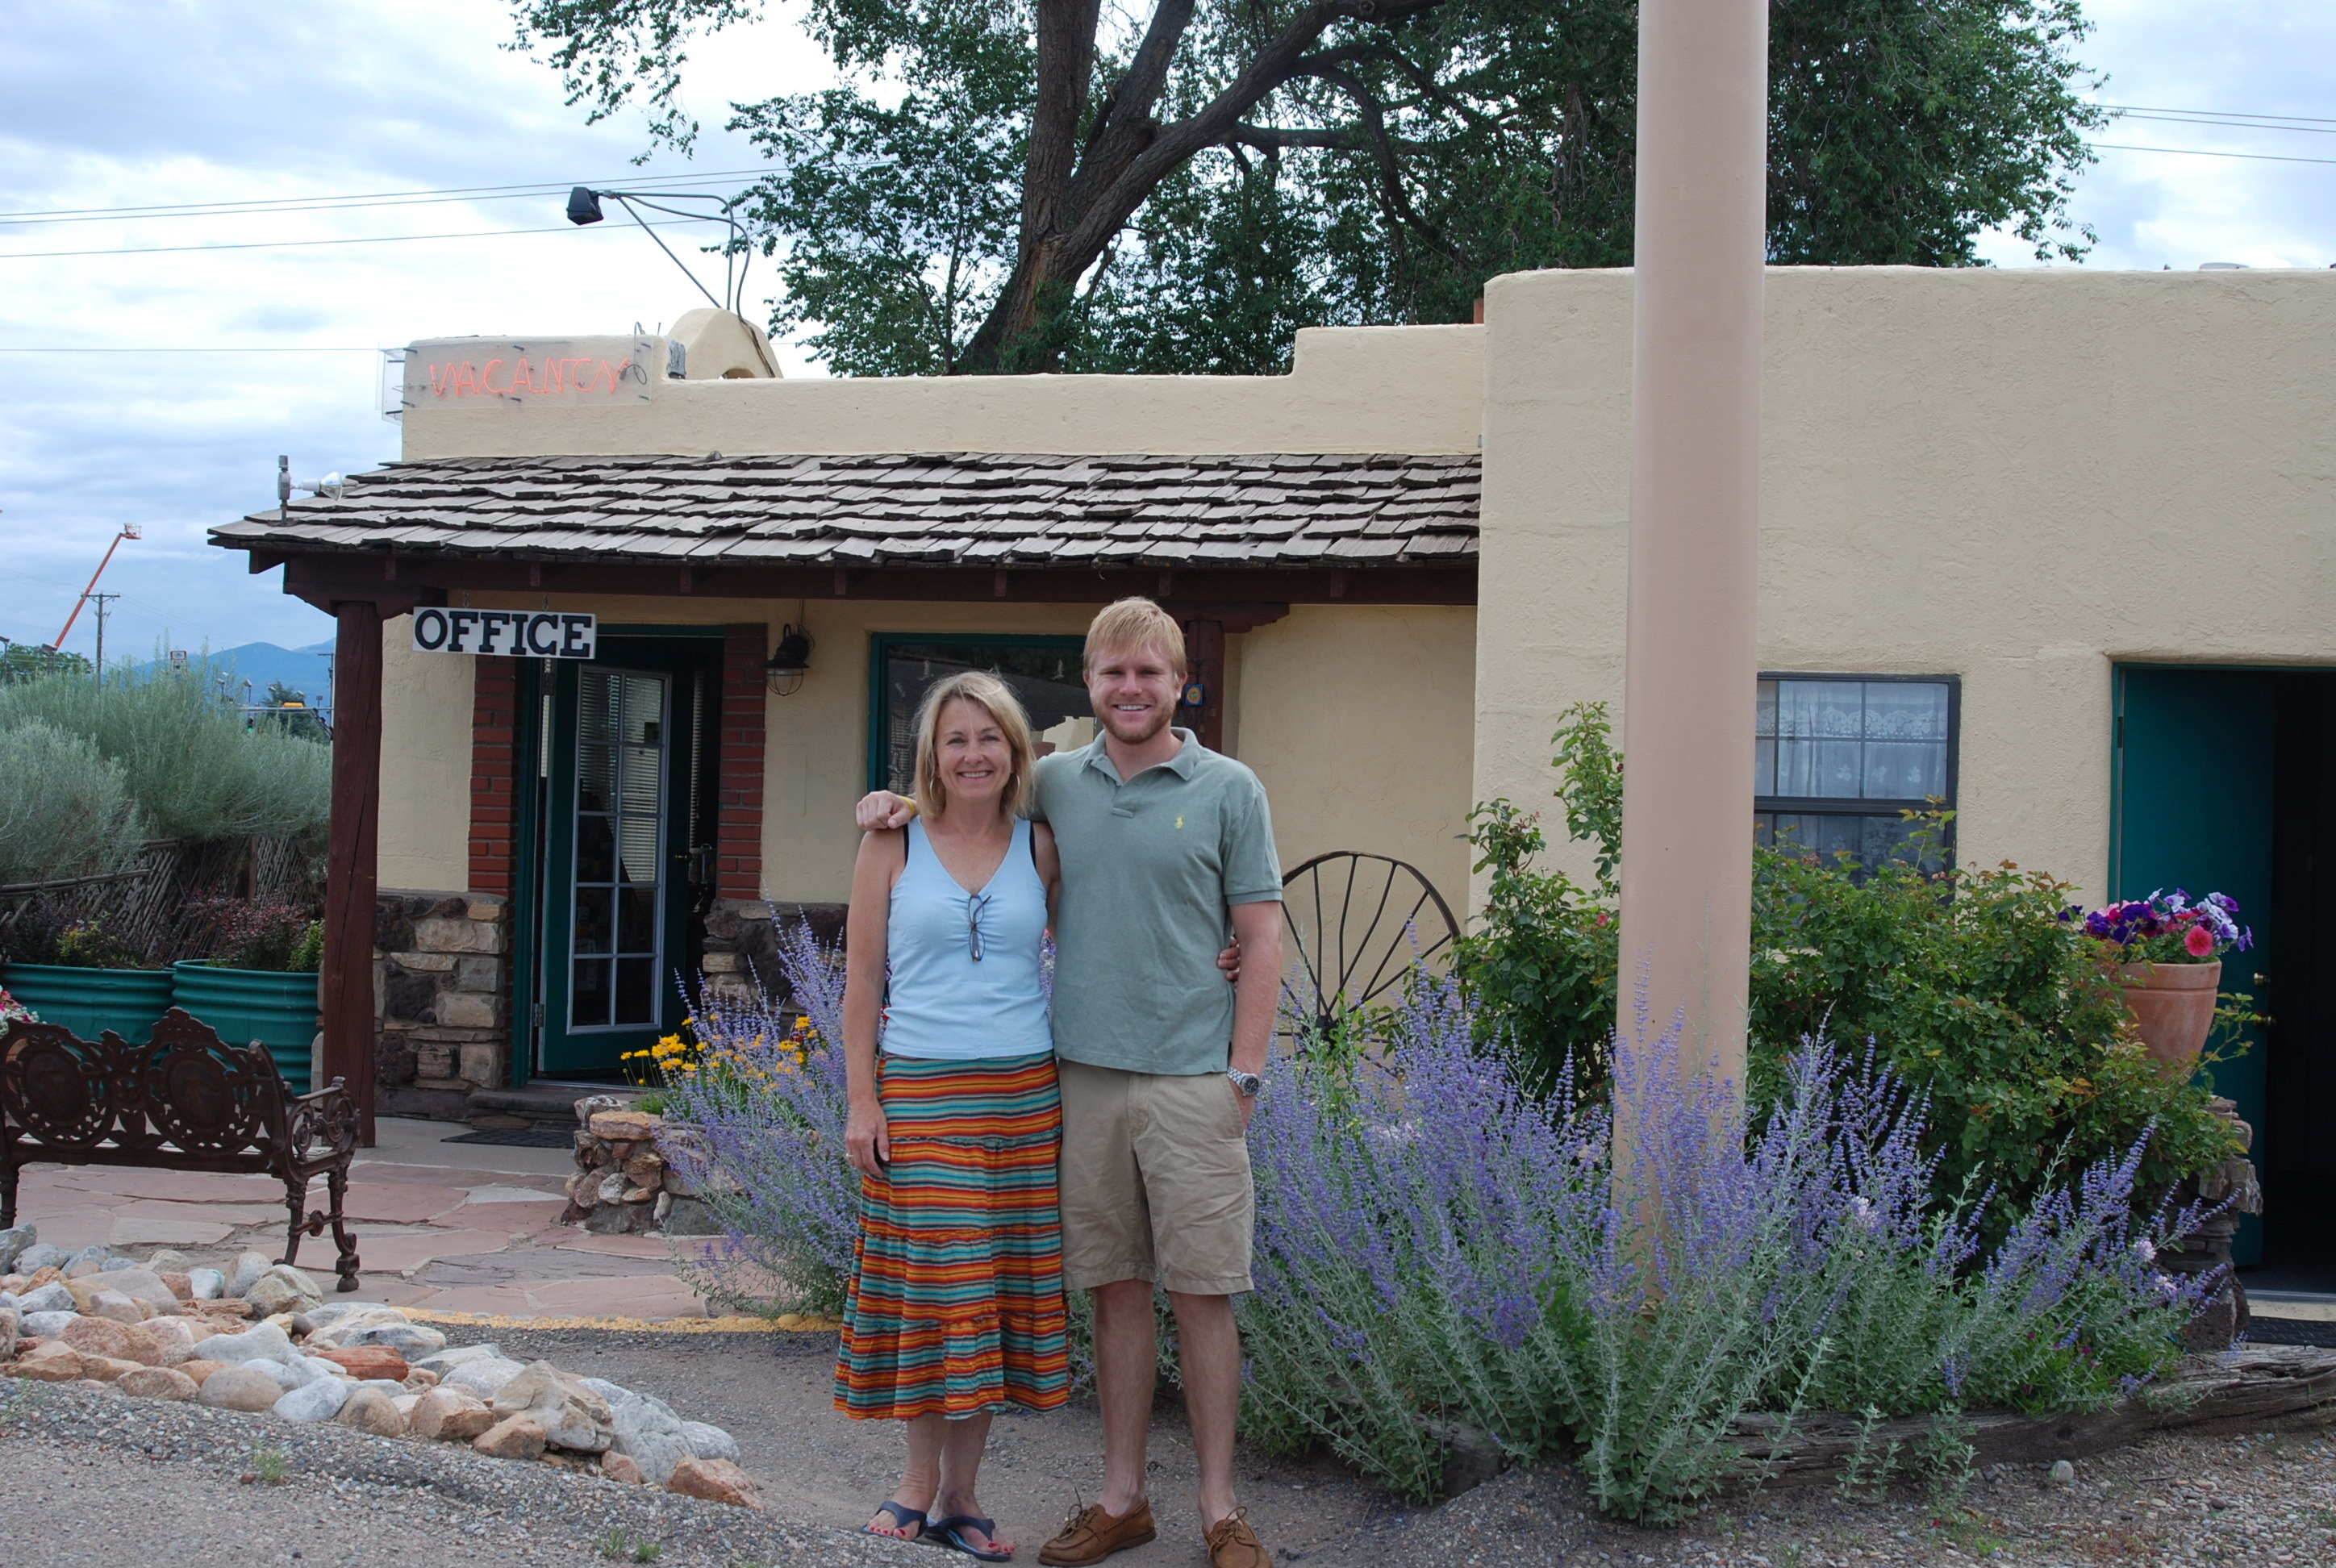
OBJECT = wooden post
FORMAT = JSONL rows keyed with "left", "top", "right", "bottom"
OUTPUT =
{"left": 323, "top": 599, "right": 383, "bottom": 1146}
{"left": 1179, "top": 616, "right": 1227, "bottom": 753}
{"left": 1612, "top": 0, "right": 1768, "bottom": 1081}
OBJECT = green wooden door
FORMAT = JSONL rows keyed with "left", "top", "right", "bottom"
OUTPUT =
{"left": 537, "top": 645, "right": 707, "bottom": 1074}
{"left": 2113, "top": 665, "right": 2274, "bottom": 1265}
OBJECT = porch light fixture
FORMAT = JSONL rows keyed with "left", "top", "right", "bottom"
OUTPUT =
{"left": 765, "top": 624, "right": 813, "bottom": 696}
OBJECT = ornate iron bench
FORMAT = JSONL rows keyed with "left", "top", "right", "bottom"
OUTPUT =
{"left": 0, "top": 1007, "right": 361, "bottom": 1291}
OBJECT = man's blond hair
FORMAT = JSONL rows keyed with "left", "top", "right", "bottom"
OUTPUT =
{"left": 912, "top": 670, "right": 1038, "bottom": 819}
{"left": 1082, "top": 598, "right": 1186, "bottom": 678}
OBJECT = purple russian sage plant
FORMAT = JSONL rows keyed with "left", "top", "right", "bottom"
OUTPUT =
{"left": 1242, "top": 961, "right": 2222, "bottom": 1522}
{"left": 657, "top": 917, "right": 861, "bottom": 1317}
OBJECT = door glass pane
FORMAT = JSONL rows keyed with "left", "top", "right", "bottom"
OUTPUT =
{"left": 570, "top": 667, "right": 668, "bottom": 1032}
{"left": 614, "top": 957, "right": 655, "bottom": 1024}
{"left": 616, "top": 886, "right": 657, "bottom": 953}
{"left": 880, "top": 642, "right": 1093, "bottom": 794}
{"left": 573, "top": 959, "right": 611, "bottom": 1028}
{"left": 577, "top": 815, "right": 615, "bottom": 883}
{"left": 574, "top": 887, "right": 612, "bottom": 954}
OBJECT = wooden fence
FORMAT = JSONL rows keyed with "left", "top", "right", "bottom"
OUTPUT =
{"left": 0, "top": 836, "right": 320, "bottom": 968}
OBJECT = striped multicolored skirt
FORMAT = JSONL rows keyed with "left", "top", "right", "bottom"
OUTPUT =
{"left": 833, "top": 1049, "right": 1070, "bottom": 1421}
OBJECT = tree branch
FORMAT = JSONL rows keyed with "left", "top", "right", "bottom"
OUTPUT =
{"left": 1292, "top": 60, "right": 1468, "bottom": 264}
{"left": 1023, "top": 0, "right": 1104, "bottom": 256}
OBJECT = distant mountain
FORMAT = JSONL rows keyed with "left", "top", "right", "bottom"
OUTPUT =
{"left": 132, "top": 641, "right": 336, "bottom": 704}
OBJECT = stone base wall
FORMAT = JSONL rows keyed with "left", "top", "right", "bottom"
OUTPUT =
{"left": 373, "top": 890, "right": 511, "bottom": 1117}
{"left": 703, "top": 899, "right": 845, "bottom": 1005}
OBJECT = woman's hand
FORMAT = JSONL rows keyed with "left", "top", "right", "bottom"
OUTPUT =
{"left": 1217, "top": 936, "right": 1243, "bottom": 984}
{"left": 846, "top": 1097, "right": 891, "bottom": 1178}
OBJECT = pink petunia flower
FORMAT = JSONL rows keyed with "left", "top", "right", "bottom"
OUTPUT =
{"left": 2184, "top": 924, "right": 2216, "bottom": 958}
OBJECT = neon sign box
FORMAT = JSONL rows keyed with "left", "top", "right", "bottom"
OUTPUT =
{"left": 400, "top": 336, "right": 657, "bottom": 414}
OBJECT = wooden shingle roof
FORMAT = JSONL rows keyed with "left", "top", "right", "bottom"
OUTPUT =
{"left": 213, "top": 452, "right": 1480, "bottom": 570}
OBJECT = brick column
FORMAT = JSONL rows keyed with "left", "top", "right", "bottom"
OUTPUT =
{"left": 717, "top": 625, "right": 768, "bottom": 898}
{"left": 469, "top": 657, "right": 519, "bottom": 897}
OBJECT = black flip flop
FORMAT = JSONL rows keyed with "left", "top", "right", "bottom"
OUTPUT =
{"left": 863, "top": 1501, "right": 928, "bottom": 1544}
{"left": 930, "top": 1514, "right": 1013, "bottom": 1561}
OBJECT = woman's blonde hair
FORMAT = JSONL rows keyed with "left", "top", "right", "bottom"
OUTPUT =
{"left": 912, "top": 670, "right": 1038, "bottom": 819}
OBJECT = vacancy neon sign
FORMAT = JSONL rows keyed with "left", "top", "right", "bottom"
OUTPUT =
{"left": 428, "top": 356, "right": 641, "bottom": 398}
{"left": 401, "top": 336, "right": 655, "bottom": 412}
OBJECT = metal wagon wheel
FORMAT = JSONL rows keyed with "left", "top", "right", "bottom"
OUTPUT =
{"left": 1277, "top": 852, "right": 1462, "bottom": 1050}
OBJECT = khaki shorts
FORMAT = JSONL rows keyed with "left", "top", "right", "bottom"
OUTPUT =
{"left": 1056, "top": 1058, "right": 1254, "bottom": 1296}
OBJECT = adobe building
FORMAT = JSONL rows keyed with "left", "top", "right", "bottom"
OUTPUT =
{"left": 215, "top": 269, "right": 2336, "bottom": 1267}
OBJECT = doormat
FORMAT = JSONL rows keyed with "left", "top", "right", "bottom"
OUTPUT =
{"left": 2245, "top": 1316, "right": 2336, "bottom": 1349}
{"left": 442, "top": 1126, "right": 576, "bottom": 1149}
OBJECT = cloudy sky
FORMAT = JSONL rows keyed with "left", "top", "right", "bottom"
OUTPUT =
{"left": 2, "top": 0, "right": 2330, "bottom": 661}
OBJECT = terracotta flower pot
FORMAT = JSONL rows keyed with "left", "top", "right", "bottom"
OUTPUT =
{"left": 2118, "top": 958, "right": 2221, "bottom": 1078}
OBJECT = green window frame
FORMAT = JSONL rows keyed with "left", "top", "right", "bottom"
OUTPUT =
{"left": 866, "top": 633, "right": 1092, "bottom": 794}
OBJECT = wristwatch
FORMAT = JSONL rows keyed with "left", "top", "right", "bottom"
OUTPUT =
{"left": 1227, "top": 1070, "right": 1265, "bottom": 1100}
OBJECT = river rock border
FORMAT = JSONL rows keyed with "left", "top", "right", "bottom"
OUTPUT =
{"left": 0, "top": 1229, "right": 758, "bottom": 1509}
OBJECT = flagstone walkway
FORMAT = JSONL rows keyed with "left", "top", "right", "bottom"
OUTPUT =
{"left": 13, "top": 1116, "right": 723, "bottom": 1321}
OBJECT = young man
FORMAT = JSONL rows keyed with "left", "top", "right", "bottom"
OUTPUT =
{"left": 857, "top": 597, "right": 1284, "bottom": 1568}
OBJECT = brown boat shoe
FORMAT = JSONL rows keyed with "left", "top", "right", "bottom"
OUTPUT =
{"left": 1037, "top": 1499, "right": 1158, "bottom": 1566}
{"left": 1203, "top": 1508, "right": 1273, "bottom": 1568}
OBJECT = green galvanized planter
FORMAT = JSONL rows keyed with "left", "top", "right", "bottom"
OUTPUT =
{"left": 0, "top": 964, "right": 175, "bottom": 1045}
{"left": 170, "top": 961, "right": 320, "bottom": 1095}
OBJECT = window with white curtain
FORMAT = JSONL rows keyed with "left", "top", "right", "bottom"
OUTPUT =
{"left": 1755, "top": 675, "right": 1958, "bottom": 869}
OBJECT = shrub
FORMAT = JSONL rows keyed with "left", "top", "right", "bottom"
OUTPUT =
{"left": 1454, "top": 703, "right": 2240, "bottom": 1224}
{"left": 0, "top": 720, "right": 145, "bottom": 885}
{"left": 190, "top": 898, "right": 323, "bottom": 972}
{"left": 657, "top": 921, "right": 859, "bottom": 1319}
{"left": 1242, "top": 970, "right": 2216, "bottom": 1520}
{"left": 0, "top": 664, "right": 328, "bottom": 843}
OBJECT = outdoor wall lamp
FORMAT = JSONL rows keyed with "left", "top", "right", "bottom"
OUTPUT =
{"left": 765, "top": 624, "right": 813, "bottom": 697}
{"left": 564, "top": 185, "right": 753, "bottom": 317}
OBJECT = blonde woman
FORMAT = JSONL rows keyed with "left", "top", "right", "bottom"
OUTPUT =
{"left": 839, "top": 669, "right": 1066, "bottom": 1561}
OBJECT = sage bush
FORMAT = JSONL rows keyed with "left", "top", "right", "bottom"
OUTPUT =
{"left": 0, "top": 664, "right": 329, "bottom": 843}
{"left": 1243, "top": 972, "right": 2217, "bottom": 1519}
{"left": 0, "top": 720, "right": 145, "bottom": 884}
{"left": 678, "top": 920, "right": 2215, "bottom": 1522}
{"left": 659, "top": 919, "right": 860, "bottom": 1318}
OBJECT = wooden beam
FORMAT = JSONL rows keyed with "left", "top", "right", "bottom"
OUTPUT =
{"left": 322, "top": 600, "right": 384, "bottom": 1147}
{"left": 1179, "top": 616, "right": 1227, "bottom": 753}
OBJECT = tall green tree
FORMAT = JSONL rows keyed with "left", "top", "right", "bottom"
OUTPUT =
{"left": 512, "top": 0, "right": 2103, "bottom": 375}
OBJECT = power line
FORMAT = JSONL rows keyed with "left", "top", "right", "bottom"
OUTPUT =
{"left": 2090, "top": 142, "right": 2336, "bottom": 169}
{"left": 0, "top": 167, "right": 772, "bottom": 227}
{"left": 0, "top": 214, "right": 721, "bottom": 263}
{"left": 2099, "top": 103, "right": 2336, "bottom": 129}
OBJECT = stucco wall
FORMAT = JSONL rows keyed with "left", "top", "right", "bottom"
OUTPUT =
{"left": 378, "top": 617, "right": 476, "bottom": 892}
{"left": 1237, "top": 605, "right": 1478, "bottom": 907}
{"left": 404, "top": 325, "right": 1485, "bottom": 460}
{"left": 1477, "top": 265, "right": 2336, "bottom": 901}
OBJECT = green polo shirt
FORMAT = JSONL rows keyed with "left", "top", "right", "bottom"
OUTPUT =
{"left": 1032, "top": 728, "right": 1282, "bottom": 1075}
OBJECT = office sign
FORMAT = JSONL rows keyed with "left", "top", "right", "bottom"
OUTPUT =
{"left": 412, "top": 608, "right": 596, "bottom": 659}
{"left": 401, "top": 336, "right": 657, "bottom": 411}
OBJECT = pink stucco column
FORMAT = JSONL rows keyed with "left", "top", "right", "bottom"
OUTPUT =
{"left": 1613, "top": 0, "right": 1768, "bottom": 1081}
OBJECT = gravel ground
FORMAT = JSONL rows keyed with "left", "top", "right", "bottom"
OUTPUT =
{"left": 0, "top": 1378, "right": 915, "bottom": 1568}
{"left": 6, "top": 1328, "right": 2336, "bottom": 1566}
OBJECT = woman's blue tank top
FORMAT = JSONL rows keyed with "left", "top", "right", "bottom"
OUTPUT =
{"left": 882, "top": 815, "right": 1053, "bottom": 1060}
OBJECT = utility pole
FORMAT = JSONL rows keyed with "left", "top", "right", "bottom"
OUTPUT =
{"left": 1612, "top": 0, "right": 1769, "bottom": 1094}
{"left": 86, "top": 593, "right": 121, "bottom": 685}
